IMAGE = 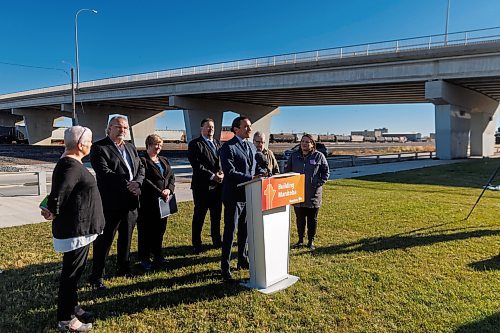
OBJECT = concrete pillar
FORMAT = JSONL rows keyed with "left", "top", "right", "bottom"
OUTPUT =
{"left": 434, "top": 105, "right": 470, "bottom": 159}
{"left": 470, "top": 107, "right": 498, "bottom": 157}
{"left": 170, "top": 96, "right": 279, "bottom": 145}
{"left": 71, "top": 104, "right": 160, "bottom": 147}
{"left": 182, "top": 109, "right": 224, "bottom": 142}
{"left": 425, "top": 80, "right": 499, "bottom": 159}
{"left": 12, "top": 108, "right": 59, "bottom": 145}
{"left": 244, "top": 107, "right": 280, "bottom": 150}
{"left": 73, "top": 105, "right": 112, "bottom": 142}
{"left": 0, "top": 113, "right": 22, "bottom": 127}
{"left": 127, "top": 110, "right": 160, "bottom": 149}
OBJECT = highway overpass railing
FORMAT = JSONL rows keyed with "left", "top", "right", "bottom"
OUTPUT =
{"left": 3, "top": 26, "right": 500, "bottom": 98}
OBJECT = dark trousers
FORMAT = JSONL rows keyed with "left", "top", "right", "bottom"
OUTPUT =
{"left": 90, "top": 208, "right": 137, "bottom": 281}
{"left": 221, "top": 200, "right": 248, "bottom": 274}
{"left": 191, "top": 187, "right": 222, "bottom": 247}
{"left": 294, "top": 206, "right": 319, "bottom": 243}
{"left": 137, "top": 212, "right": 168, "bottom": 261}
{"left": 57, "top": 244, "right": 90, "bottom": 321}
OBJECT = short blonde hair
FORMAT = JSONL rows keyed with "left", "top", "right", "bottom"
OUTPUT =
{"left": 145, "top": 134, "right": 163, "bottom": 148}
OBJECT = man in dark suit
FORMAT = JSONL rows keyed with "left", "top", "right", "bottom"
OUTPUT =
{"left": 88, "top": 115, "right": 145, "bottom": 289}
{"left": 219, "top": 116, "right": 261, "bottom": 282}
{"left": 188, "top": 118, "right": 224, "bottom": 254}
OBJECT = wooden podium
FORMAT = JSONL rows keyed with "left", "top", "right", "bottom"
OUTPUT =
{"left": 238, "top": 173, "right": 304, "bottom": 294}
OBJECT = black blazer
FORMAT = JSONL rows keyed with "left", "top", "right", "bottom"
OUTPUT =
{"left": 90, "top": 136, "right": 145, "bottom": 211}
{"left": 187, "top": 136, "right": 222, "bottom": 191}
{"left": 49, "top": 157, "right": 105, "bottom": 239}
{"left": 139, "top": 155, "right": 175, "bottom": 216}
{"left": 220, "top": 136, "right": 257, "bottom": 202}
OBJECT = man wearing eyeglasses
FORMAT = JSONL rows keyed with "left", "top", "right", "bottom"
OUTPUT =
{"left": 253, "top": 131, "right": 280, "bottom": 176}
{"left": 88, "top": 115, "right": 145, "bottom": 290}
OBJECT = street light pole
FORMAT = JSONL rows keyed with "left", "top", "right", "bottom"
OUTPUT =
{"left": 444, "top": 0, "right": 451, "bottom": 45}
{"left": 75, "top": 8, "right": 97, "bottom": 91}
{"left": 71, "top": 67, "right": 77, "bottom": 125}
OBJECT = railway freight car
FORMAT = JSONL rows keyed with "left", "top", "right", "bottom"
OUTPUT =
{"left": 0, "top": 126, "right": 26, "bottom": 143}
{"left": 317, "top": 134, "right": 336, "bottom": 142}
{"left": 351, "top": 135, "right": 364, "bottom": 142}
{"left": 335, "top": 135, "right": 351, "bottom": 142}
{"left": 269, "top": 133, "right": 297, "bottom": 143}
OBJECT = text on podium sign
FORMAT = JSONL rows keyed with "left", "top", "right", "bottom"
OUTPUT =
{"left": 261, "top": 174, "right": 305, "bottom": 211}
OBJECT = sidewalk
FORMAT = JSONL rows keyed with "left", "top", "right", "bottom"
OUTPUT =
{"left": 0, "top": 159, "right": 465, "bottom": 228}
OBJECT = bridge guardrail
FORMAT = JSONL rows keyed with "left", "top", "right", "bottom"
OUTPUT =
{"left": 278, "top": 151, "right": 435, "bottom": 172}
{"left": 3, "top": 27, "right": 500, "bottom": 99}
{"left": 327, "top": 151, "right": 435, "bottom": 169}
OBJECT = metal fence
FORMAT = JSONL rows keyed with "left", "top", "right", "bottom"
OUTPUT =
{"left": 327, "top": 151, "right": 435, "bottom": 169}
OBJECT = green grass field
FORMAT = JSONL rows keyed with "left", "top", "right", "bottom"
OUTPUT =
{"left": 0, "top": 160, "right": 499, "bottom": 332}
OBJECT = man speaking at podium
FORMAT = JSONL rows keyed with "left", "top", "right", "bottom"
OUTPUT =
{"left": 219, "top": 116, "right": 261, "bottom": 282}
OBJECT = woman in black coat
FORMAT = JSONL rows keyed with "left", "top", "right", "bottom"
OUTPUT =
{"left": 41, "top": 126, "right": 105, "bottom": 332}
{"left": 137, "top": 134, "right": 175, "bottom": 271}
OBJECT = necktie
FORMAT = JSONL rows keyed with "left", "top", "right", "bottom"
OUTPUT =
{"left": 245, "top": 141, "right": 253, "bottom": 165}
{"left": 207, "top": 140, "right": 217, "bottom": 154}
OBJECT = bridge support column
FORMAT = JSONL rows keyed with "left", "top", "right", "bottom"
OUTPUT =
{"left": 71, "top": 104, "right": 160, "bottom": 147}
{"left": 127, "top": 110, "right": 160, "bottom": 149}
{"left": 434, "top": 105, "right": 470, "bottom": 159}
{"left": 0, "top": 113, "right": 23, "bottom": 127}
{"left": 470, "top": 107, "right": 498, "bottom": 157}
{"left": 425, "top": 80, "right": 498, "bottom": 159}
{"left": 169, "top": 96, "right": 279, "bottom": 146}
{"left": 72, "top": 105, "right": 112, "bottom": 142}
{"left": 12, "top": 108, "right": 59, "bottom": 145}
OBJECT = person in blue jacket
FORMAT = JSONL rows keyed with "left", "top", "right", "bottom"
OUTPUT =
{"left": 285, "top": 133, "right": 330, "bottom": 250}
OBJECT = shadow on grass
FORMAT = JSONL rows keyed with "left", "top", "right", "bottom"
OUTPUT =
{"left": 0, "top": 247, "right": 240, "bottom": 332}
{"left": 313, "top": 228, "right": 500, "bottom": 255}
{"left": 87, "top": 270, "right": 244, "bottom": 320}
{"left": 455, "top": 312, "right": 500, "bottom": 333}
{"left": 469, "top": 254, "right": 500, "bottom": 271}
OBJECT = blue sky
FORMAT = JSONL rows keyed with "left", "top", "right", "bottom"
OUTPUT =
{"left": 1, "top": 0, "right": 500, "bottom": 135}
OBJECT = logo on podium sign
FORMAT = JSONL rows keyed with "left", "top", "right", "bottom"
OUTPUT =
{"left": 262, "top": 174, "right": 305, "bottom": 211}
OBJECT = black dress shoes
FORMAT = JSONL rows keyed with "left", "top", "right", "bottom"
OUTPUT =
{"left": 116, "top": 271, "right": 135, "bottom": 279}
{"left": 236, "top": 261, "right": 249, "bottom": 270}
{"left": 292, "top": 241, "right": 304, "bottom": 249}
{"left": 88, "top": 279, "right": 107, "bottom": 291}
{"left": 221, "top": 271, "right": 237, "bottom": 283}
{"left": 152, "top": 257, "right": 169, "bottom": 270}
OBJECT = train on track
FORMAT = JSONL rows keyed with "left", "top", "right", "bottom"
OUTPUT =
{"left": 0, "top": 126, "right": 27, "bottom": 144}
{"left": 269, "top": 133, "right": 407, "bottom": 143}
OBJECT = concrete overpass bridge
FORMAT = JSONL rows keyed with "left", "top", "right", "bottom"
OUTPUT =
{"left": 1, "top": 27, "right": 500, "bottom": 159}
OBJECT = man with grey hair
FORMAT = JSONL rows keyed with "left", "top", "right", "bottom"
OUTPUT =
{"left": 88, "top": 115, "right": 144, "bottom": 289}
{"left": 253, "top": 131, "right": 280, "bottom": 175}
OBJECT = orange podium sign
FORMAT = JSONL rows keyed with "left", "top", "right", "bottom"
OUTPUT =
{"left": 261, "top": 174, "right": 305, "bottom": 211}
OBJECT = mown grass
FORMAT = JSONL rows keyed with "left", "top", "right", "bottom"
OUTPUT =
{"left": 0, "top": 160, "right": 499, "bottom": 332}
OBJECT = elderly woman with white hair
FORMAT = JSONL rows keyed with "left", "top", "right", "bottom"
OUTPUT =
{"left": 41, "top": 126, "right": 105, "bottom": 332}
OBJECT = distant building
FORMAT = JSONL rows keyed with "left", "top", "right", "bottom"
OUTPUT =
{"left": 351, "top": 128, "right": 388, "bottom": 138}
